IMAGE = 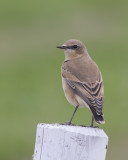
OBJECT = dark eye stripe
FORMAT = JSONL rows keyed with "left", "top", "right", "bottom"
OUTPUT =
{"left": 73, "top": 45, "right": 78, "bottom": 49}
{"left": 67, "top": 45, "right": 78, "bottom": 49}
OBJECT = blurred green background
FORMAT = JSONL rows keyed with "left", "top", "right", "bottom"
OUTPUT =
{"left": 0, "top": 0, "right": 128, "bottom": 160}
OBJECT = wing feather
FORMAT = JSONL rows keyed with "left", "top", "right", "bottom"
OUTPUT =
{"left": 62, "top": 63, "right": 104, "bottom": 116}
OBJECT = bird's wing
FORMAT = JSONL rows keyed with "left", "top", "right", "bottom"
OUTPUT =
{"left": 62, "top": 62, "right": 104, "bottom": 117}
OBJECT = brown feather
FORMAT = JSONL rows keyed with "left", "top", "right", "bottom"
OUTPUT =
{"left": 62, "top": 56, "right": 104, "bottom": 123}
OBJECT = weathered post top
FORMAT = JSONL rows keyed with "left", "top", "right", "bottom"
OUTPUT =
{"left": 33, "top": 123, "right": 108, "bottom": 160}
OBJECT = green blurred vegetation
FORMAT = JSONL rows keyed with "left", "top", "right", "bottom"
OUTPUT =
{"left": 0, "top": 0, "right": 128, "bottom": 160}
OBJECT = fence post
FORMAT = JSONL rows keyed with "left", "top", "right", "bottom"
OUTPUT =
{"left": 33, "top": 123, "right": 108, "bottom": 160}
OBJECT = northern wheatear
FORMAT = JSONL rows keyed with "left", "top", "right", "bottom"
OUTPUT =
{"left": 57, "top": 39, "right": 105, "bottom": 126}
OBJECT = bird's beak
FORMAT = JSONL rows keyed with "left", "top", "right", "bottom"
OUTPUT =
{"left": 56, "top": 45, "right": 67, "bottom": 49}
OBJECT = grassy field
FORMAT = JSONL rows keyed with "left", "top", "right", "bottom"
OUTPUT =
{"left": 0, "top": 1, "right": 128, "bottom": 160}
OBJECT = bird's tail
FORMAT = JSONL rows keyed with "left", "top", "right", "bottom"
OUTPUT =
{"left": 90, "top": 107, "right": 105, "bottom": 124}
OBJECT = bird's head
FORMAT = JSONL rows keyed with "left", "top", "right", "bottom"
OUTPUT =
{"left": 56, "top": 39, "right": 88, "bottom": 60}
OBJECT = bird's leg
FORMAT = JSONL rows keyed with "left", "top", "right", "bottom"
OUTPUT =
{"left": 66, "top": 105, "right": 79, "bottom": 125}
{"left": 90, "top": 115, "right": 94, "bottom": 127}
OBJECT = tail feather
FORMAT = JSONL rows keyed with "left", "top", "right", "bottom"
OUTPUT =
{"left": 90, "top": 107, "right": 105, "bottom": 124}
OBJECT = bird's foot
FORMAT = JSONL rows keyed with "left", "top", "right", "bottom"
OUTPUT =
{"left": 60, "top": 122, "right": 76, "bottom": 126}
{"left": 65, "top": 122, "right": 76, "bottom": 126}
{"left": 90, "top": 125, "right": 99, "bottom": 128}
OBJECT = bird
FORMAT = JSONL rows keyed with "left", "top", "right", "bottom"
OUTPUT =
{"left": 56, "top": 39, "right": 105, "bottom": 127}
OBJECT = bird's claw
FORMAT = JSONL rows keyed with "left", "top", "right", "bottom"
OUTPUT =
{"left": 90, "top": 125, "right": 99, "bottom": 128}
{"left": 65, "top": 122, "right": 76, "bottom": 126}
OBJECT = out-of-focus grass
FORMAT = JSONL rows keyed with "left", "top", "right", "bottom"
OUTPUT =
{"left": 0, "top": 1, "right": 128, "bottom": 160}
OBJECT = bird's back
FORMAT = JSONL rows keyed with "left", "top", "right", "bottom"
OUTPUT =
{"left": 63, "top": 55, "right": 100, "bottom": 83}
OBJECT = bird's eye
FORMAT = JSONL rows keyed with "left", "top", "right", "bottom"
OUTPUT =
{"left": 73, "top": 45, "right": 78, "bottom": 49}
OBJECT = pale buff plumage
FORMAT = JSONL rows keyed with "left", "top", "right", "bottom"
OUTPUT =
{"left": 57, "top": 39, "right": 105, "bottom": 126}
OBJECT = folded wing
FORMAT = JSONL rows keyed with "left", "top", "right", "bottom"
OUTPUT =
{"left": 62, "top": 60, "right": 104, "bottom": 124}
